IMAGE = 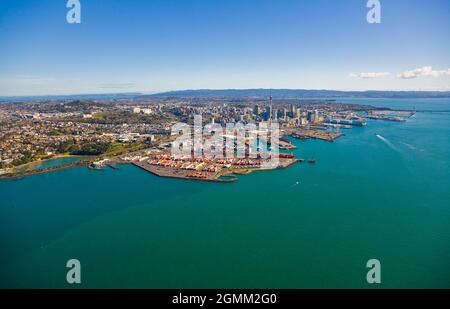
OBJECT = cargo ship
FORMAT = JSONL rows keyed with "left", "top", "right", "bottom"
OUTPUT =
{"left": 329, "top": 118, "right": 367, "bottom": 126}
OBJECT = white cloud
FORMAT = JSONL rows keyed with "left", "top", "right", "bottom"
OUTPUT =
{"left": 398, "top": 66, "right": 450, "bottom": 79}
{"left": 349, "top": 72, "right": 390, "bottom": 79}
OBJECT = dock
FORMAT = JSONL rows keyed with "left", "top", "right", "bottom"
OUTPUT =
{"left": 131, "top": 161, "right": 237, "bottom": 183}
{"left": 291, "top": 129, "right": 343, "bottom": 142}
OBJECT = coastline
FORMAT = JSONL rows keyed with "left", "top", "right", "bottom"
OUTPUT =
{"left": 131, "top": 158, "right": 300, "bottom": 183}
{"left": 14, "top": 154, "right": 84, "bottom": 170}
{"left": 0, "top": 155, "right": 300, "bottom": 183}
{"left": 0, "top": 155, "right": 93, "bottom": 180}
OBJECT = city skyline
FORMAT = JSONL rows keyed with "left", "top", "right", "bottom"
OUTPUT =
{"left": 0, "top": 0, "right": 449, "bottom": 96}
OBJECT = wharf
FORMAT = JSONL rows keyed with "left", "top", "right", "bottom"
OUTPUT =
{"left": 131, "top": 157, "right": 299, "bottom": 183}
{"left": 366, "top": 115, "right": 406, "bottom": 122}
{"left": 291, "top": 129, "right": 343, "bottom": 142}
{"left": 131, "top": 161, "right": 237, "bottom": 183}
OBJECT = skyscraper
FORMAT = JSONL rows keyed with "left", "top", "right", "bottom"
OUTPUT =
{"left": 290, "top": 104, "right": 296, "bottom": 117}
{"left": 269, "top": 95, "right": 273, "bottom": 121}
{"left": 253, "top": 105, "right": 261, "bottom": 116}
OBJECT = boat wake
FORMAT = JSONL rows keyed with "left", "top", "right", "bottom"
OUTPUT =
{"left": 401, "top": 142, "right": 424, "bottom": 152}
{"left": 376, "top": 134, "right": 400, "bottom": 152}
{"left": 290, "top": 181, "right": 300, "bottom": 188}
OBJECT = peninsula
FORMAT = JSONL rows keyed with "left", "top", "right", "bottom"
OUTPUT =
{"left": 0, "top": 92, "right": 415, "bottom": 181}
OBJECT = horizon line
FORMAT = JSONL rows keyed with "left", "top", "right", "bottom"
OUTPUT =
{"left": 2, "top": 88, "right": 450, "bottom": 99}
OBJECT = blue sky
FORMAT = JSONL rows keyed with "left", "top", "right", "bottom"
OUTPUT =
{"left": 0, "top": 0, "right": 449, "bottom": 96}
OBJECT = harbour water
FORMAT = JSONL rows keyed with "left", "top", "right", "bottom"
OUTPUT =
{"left": 0, "top": 98, "right": 449, "bottom": 288}
{"left": 15, "top": 156, "right": 84, "bottom": 173}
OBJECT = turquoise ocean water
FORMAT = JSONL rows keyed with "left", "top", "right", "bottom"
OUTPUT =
{"left": 0, "top": 98, "right": 449, "bottom": 288}
{"left": 16, "top": 156, "right": 84, "bottom": 173}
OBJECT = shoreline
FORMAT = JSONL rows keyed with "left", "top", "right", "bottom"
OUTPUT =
{"left": 0, "top": 157, "right": 301, "bottom": 182}
{"left": 131, "top": 161, "right": 237, "bottom": 183}
{"left": 1, "top": 132, "right": 300, "bottom": 182}
{"left": 11, "top": 154, "right": 87, "bottom": 172}
{"left": 131, "top": 158, "right": 300, "bottom": 183}
{"left": 0, "top": 156, "right": 93, "bottom": 180}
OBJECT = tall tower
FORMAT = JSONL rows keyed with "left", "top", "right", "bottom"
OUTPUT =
{"left": 269, "top": 92, "right": 273, "bottom": 121}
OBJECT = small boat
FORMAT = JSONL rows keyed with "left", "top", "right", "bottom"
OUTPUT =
{"left": 307, "top": 159, "right": 316, "bottom": 164}
{"left": 88, "top": 164, "right": 104, "bottom": 170}
{"left": 279, "top": 153, "right": 295, "bottom": 159}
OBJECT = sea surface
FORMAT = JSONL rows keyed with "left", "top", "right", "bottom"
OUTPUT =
{"left": 0, "top": 98, "right": 449, "bottom": 288}
{"left": 15, "top": 156, "right": 84, "bottom": 173}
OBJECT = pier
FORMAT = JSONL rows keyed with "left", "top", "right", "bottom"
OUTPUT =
{"left": 290, "top": 129, "right": 343, "bottom": 142}
{"left": 131, "top": 161, "right": 238, "bottom": 183}
{"left": 366, "top": 115, "right": 406, "bottom": 122}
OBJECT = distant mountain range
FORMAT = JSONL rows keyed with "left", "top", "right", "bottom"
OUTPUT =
{"left": 1, "top": 89, "right": 450, "bottom": 102}
{"left": 0, "top": 93, "right": 141, "bottom": 103}
{"left": 146, "top": 89, "right": 450, "bottom": 99}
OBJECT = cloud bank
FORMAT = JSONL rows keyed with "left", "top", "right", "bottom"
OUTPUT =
{"left": 398, "top": 66, "right": 450, "bottom": 79}
{"left": 349, "top": 72, "right": 391, "bottom": 79}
